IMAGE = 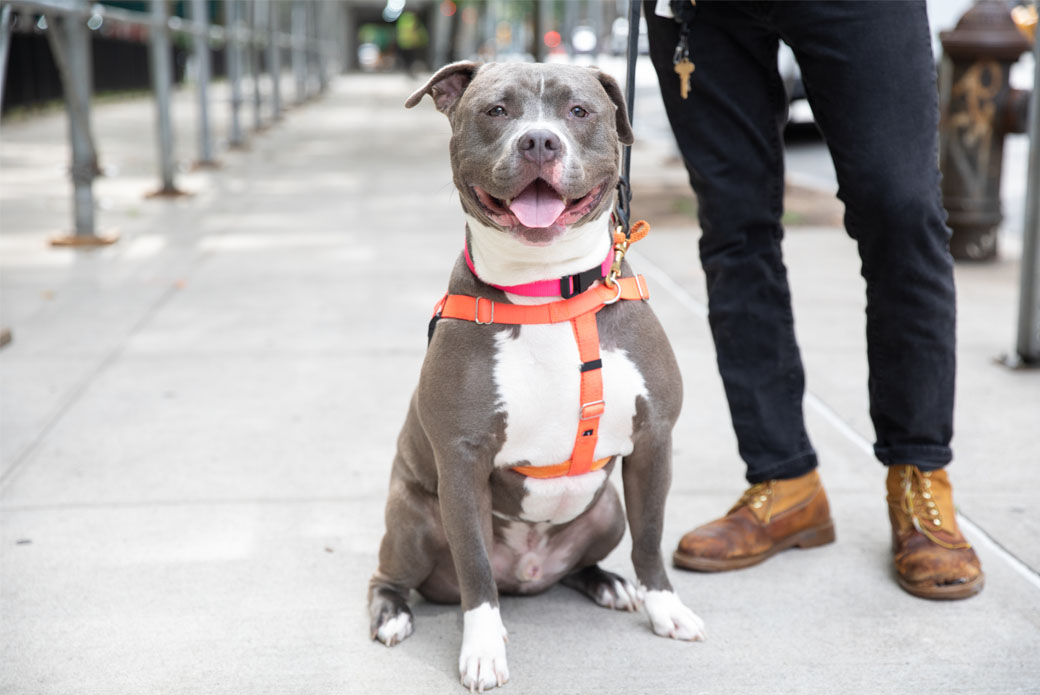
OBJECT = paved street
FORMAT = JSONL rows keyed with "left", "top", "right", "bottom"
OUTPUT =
{"left": 2, "top": 63, "right": 1039, "bottom": 694}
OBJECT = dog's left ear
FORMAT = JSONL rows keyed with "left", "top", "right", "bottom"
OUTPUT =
{"left": 405, "top": 61, "right": 481, "bottom": 115}
{"left": 591, "top": 69, "right": 634, "bottom": 146}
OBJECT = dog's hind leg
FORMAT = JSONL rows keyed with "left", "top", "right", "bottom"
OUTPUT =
{"left": 369, "top": 475, "right": 449, "bottom": 647}
{"left": 561, "top": 565, "right": 642, "bottom": 611}
{"left": 558, "top": 483, "right": 641, "bottom": 611}
{"left": 368, "top": 581, "right": 415, "bottom": 646}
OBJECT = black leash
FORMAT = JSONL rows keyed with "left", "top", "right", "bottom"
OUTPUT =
{"left": 602, "top": 0, "right": 645, "bottom": 289}
{"left": 613, "top": 0, "right": 642, "bottom": 241}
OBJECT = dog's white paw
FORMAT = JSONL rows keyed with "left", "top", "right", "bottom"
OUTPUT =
{"left": 643, "top": 589, "right": 707, "bottom": 642}
{"left": 459, "top": 603, "right": 510, "bottom": 692}
{"left": 597, "top": 577, "right": 642, "bottom": 612}
{"left": 374, "top": 611, "right": 414, "bottom": 647}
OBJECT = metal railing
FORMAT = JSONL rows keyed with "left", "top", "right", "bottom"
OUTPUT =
{"left": 1014, "top": 25, "right": 1040, "bottom": 365}
{"left": 0, "top": 0, "right": 346, "bottom": 245}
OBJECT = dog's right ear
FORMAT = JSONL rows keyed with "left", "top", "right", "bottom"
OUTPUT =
{"left": 405, "top": 61, "right": 481, "bottom": 114}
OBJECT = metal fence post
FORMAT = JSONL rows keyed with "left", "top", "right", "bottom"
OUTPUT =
{"left": 314, "top": 0, "right": 328, "bottom": 94}
{"left": 333, "top": 2, "right": 346, "bottom": 72}
{"left": 251, "top": 0, "right": 267, "bottom": 128}
{"left": 483, "top": 0, "right": 497, "bottom": 60}
{"left": 268, "top": 0, "right": 283, "bottom": 119}
{"left": 246, "top": 0, "right": 261, "bottom": 130}
{"left": 343, "top": 2, "right": 357, "bottom": 72}
{"left": 45, "top": 3, "right": 113, "bottom": 245}
{"left": 227, "top": 0, "right": 245, "bottom": 147}
{"left": 1013, "top": 30, "right": 1040, "bottom": 365}
{"left": 292, "top": 0, "right": 306, "bottom": 104}
{"left": 0, "top": 5, "right": 14, "bottom": 112}
{"left": 148, "top": 0, "right": 182, "bottom": 195}
{"left": 189, "top": 0, "right": 215, "bottom": 166}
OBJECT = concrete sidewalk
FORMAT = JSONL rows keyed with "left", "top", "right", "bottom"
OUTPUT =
{"left": 2, "top": 69, "right": 1039, "bottom": 695}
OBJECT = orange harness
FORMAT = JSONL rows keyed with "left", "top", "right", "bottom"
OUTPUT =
{"left": 431, "top": 275, "right": 650, "bottom": 479}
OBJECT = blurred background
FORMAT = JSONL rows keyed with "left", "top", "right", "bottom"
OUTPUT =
{"left": 3, "top": 1, "right": 1031, "bottom": 108}
{"left": 1, "top": 0, "right": 1035, "bottom": 261}
{"left": 2, "top": 2, "right": 1040, "bottom": 693}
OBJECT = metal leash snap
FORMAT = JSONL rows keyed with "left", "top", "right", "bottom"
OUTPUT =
{"left": 604, "top": 223, "right": 631, "bottom": 290}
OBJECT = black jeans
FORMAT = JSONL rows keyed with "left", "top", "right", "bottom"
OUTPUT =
{"left": 646, "top": 1, "right": 956, "bottom": 483}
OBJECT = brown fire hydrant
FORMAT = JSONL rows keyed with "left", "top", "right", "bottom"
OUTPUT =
{"left": 939, "top": 0, "right": 1033, "bottom": 261}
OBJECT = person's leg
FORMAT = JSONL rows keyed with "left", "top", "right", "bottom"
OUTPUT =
{"left": 775, "top": 0, "right": 981, "bottom": 598}
{"left": 646, "top": 2, "right": 834, "bottom": 573}
{"left": 646, "top": 1, "right": 816, "bottom": 485}
{"left": 777, "top": 0, "right": 954, "bottom": 467}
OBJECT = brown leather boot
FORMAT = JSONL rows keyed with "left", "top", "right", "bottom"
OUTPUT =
{"left": 886, "top": 465, "right": 984, "bottom": 600}
{"left": 673, "top": 470, "right": 836, "bottom": 572}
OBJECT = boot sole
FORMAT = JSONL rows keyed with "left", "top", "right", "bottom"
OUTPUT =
{"left": 897, "top": 572, "right": 985, "bottom": 600}
{"left": 672, "top": 519, "right": 836, "bottom": 572}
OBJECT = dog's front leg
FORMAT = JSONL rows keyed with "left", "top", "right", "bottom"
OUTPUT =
{"left": 437, "top": 449, "right": 510, "bottom": 692}
{"left": 622, "top": 433, "right": 707, "bottom": 642}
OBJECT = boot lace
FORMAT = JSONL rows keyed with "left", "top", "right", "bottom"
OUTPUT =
{"left": 733, "top": 482, "right": 774, "bottom": 520}
{"left": 899, "top": 467, "right": 970, "bottom": 550}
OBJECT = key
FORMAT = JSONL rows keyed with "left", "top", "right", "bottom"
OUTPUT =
{"left": 672, "top": 23, "right": 694, "bottom": 100}
{"left": 674, "top": 58, "right": 695, "bottom": 100}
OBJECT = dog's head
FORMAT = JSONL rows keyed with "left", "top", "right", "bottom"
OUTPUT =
{"left": 407, "top": 61, "right": 633, "bottom": 247}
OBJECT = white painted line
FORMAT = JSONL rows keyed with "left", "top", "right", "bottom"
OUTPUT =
{"left": 959, "top": 515, "right": 1040, "bottom": 591}
{"left": 804, "top": 392, "right": 874, "bottom": 458}
{"left": 636, "top": 247, "right": 1040, "bottom": 589}
{"left": 629, "top": 250, "right": 707, "bottom": 320}
{"left": 805, "top": 398, "right": 1040, "bottom": 591}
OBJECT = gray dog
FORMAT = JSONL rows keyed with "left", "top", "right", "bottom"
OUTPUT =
{"left": 369, "top": 61, "right": 705, "bottom": 692}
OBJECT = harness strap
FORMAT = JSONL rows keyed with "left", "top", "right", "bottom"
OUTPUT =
{"left": 568, "top": 310, "right": 604, "bottom": 476}
{"left": 431, "top": 275, "right": 650, "bottom": 479}
{"left": 512, "top": 456, "right": 612, "bottom": 479}
{"left": 433, "top": 275, "right": 649, "bottom": 326}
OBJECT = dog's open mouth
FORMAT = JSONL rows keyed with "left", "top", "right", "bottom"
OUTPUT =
{"left": 472, "top": 179, "right": 608, "bottom": 233}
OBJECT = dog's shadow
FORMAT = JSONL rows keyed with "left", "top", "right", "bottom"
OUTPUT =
{"left": 404, "top": 582, "right": 660, "bottom": 682}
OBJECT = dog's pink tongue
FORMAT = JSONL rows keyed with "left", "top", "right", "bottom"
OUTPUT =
{"left": 507, "top": 180, "right": 566, "bottom": 228}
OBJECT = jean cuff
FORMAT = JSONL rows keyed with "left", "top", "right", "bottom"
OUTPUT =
{"left": 874, "top": 444, "right": 952, "bottom": 471}
{"left": 746, "top": 450, "right": 818, "bottom": 484}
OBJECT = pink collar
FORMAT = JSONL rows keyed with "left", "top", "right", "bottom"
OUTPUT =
{"left": 464, "top": 243, "right": 614, "bottom": 298}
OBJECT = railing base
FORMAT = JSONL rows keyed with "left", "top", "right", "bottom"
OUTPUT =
{"left": 144, "top": 187, "right": 192, "bottom": 199}
{"left": 49, "top": 232, "right": 119, "bottom": 247}
{"left": 997, "top": 352, "right": 1040, "bottom": 370}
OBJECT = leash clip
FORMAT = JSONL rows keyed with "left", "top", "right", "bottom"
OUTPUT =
{"left": 604, "top": 223, "right": 629, "bottom": 289}
{"left": 604, "top": 219, "right": 650, "bottom": 289}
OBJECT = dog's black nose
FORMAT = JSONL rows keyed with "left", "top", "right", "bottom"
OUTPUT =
{"left": 518, "top": 129, "right": 561, "bottom": 164}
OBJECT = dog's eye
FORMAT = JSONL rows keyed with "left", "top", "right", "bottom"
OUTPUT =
{"left": 570, "top": 106, "right": 588, "bottom": 118}
{"left": 486, "top": 106, "right": 507, "bottom": 117}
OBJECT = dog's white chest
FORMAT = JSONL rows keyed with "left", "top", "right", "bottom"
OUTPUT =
{"left": 492, "top": 318, "right": 646, "bottom": 477}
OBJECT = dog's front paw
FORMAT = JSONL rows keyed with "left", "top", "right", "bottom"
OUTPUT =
{"left": 459, "top": 604, "right": 509, "bottom": 692}
{"left": 643, "top": 589, "right": 707, "bottom": 642}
